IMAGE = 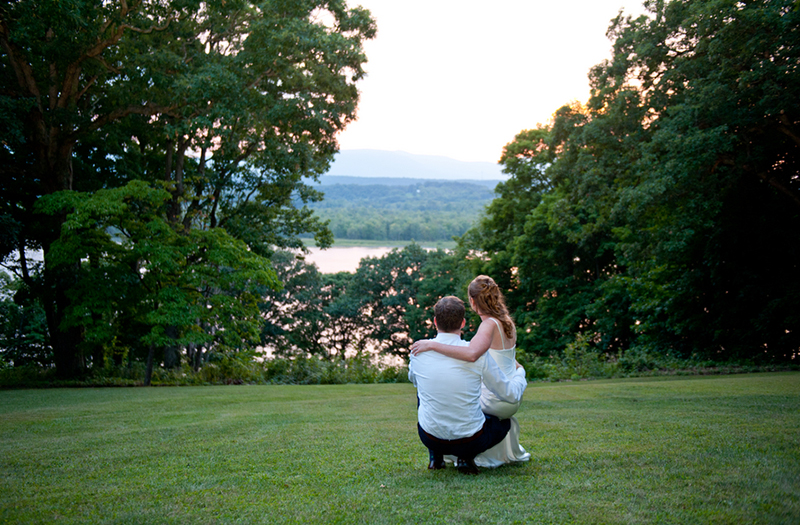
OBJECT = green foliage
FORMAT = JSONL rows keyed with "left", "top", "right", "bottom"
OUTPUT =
{"left": 463, "top": 0, "right": 800, "bottom": 364}
{"left": 259, "top": 250, "right": 349, "bottom": 359}
{"left": 314, "top": 207, "right": 479, "bottom": 242}
{"left": 260, "top": 355, "right": 409, "bottom": 385}
{"left": 0, "top": 272, "right": 51, "bottom": 368}
{"left": 37, "top": 180, "right": 280, "bottom": 375}
{"left": 256, "top": 244, "right": 474, "bottom": 367}
{"left": 556, "top": 333, "right": 620, "bottom": 381}
{"left": 328, "top": 243, "right": 473, "bottom": 357}
{"left": 0, "top": 354, "right": 410, "bottom": 387}
{"left": 7, "top": 0, "right": 800, "bottom": 381}
{"left": 1, "top": 0, "right": 376, "bottom": 377}
{"left": 251, "top": 243, "right": 474, "bottom": 364}
{"left": 307, "top": 181, "right": 496, "bottom": 241}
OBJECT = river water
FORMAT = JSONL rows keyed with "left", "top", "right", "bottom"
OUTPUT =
{"left": 17, "top": 246, "right": 407, "bottom": 275}
{"left": 303, "top": 246, "right": 396, "bottom": 274}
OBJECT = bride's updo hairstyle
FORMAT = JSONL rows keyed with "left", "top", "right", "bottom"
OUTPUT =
{"left": 468, "top": 275, "right": 515, "bottom": 340}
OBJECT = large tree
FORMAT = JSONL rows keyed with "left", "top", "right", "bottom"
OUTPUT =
{"left": 593, "top": 0, "right": 800, "bottom": 360}
{"left": 1, "top": 0, "right": 375, "bottom": 377}
{"left": 465, "top": 0, "right": 800, "bottom": 362}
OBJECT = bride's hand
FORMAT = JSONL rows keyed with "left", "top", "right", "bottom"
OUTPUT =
{"left": 410, "top": 340, "right": 434, "bottom": 356}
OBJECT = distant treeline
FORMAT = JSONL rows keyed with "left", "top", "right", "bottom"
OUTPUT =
{"left": 306, "top": 180, "right": 497, "bottom": 241}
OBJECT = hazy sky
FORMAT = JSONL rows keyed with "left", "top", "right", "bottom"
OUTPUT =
{"left": 336, "top": 0, "right": 648, "bottom": 163}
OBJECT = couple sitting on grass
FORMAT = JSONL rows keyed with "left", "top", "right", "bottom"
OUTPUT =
{"left": 409, "top": 275, "right": 530, "bottom": 475}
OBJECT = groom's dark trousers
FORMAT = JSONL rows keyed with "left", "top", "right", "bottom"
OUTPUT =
{"left": 417, "top": 414, "right": 510, "bottom": 460}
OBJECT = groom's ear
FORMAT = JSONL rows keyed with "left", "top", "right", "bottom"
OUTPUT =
{"left": 433, "top": 318, "right": 439, "bottom": 330}
{"left": 460, "top": 319, "right": 466, "bottom": 329}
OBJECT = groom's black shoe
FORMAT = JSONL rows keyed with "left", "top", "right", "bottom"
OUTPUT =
{"left": 456, "top": 458, "right": 479, "bottom": 475}
{"left": 428, "top": 452, "right": 445, "bottom": 470}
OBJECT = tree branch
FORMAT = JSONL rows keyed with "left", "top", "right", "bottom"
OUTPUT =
{"left": 86, "top": 102, "right": 179, "bottom": 133}
{"left": 0, "top": 20, "right": 43, "bottom": 109}
{"left": 120, "top": 16, "right": 177, "bottom": 35}
{"left": 777, "top": 114, "right": 800, "bottom": 148}
{"left": 756, "top": 171, "right": 800, "bottom": 208}
{"left": 74, "top": 75, "right": 98, "bottom": 101}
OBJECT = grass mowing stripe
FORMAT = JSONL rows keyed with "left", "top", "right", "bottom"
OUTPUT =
{"left": 1, "top": 374, "right": 798, "bottom": 524}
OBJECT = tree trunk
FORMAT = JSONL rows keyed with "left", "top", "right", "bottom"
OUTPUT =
{"left": 50, "top": 327, "right": 85, "bottom": 379}
{"left": 41, "top": 229, "right": 86, "bottom": 378}
{"left": 145, "top": 344, "right": 156, "bottom": 386}
{"left": 42, "top": 287, "right": 85, "bottom": 379}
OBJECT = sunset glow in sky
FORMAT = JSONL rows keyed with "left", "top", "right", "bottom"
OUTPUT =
{"left": 336, "top": 0, "right": 647, "bottom": 163}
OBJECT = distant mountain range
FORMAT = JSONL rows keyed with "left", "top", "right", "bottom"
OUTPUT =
{"left": 315, "top": 175, "right": 499, "bottom": 189}
{"left": 323, "top": 149, "right": 506, "bottom": 181}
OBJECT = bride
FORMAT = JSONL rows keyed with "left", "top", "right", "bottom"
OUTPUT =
{"left": 411, "top": 275, "right": 531, "bottom": 467}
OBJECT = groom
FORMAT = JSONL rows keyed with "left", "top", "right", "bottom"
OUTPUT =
{"left": 408, "top": 296, "right": 527, "bottom": 474}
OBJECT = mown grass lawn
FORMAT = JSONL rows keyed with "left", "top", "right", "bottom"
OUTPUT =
{"left": 1, "top": 373, "right": 799, "bottom": 524}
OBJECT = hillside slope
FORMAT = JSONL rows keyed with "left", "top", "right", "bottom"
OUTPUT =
{"left": 306, "top": 179, "right": 497, "bottom": 242}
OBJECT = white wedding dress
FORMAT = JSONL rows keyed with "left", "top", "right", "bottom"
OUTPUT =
{"left": 449, "top": 318, "right": 531, "bottom": 468}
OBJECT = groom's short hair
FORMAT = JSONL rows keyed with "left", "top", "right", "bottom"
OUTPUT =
{"left": 434, "top": 296, "right": 465, "bottom": 333}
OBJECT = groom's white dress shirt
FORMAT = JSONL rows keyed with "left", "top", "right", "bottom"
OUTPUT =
{"left": 408, "top": 332, "right": 527, "bottom": 440}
